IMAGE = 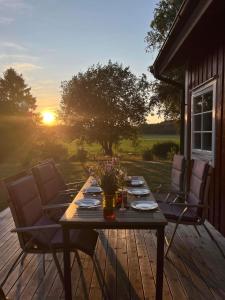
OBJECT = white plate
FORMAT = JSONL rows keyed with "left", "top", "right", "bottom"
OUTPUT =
{"left": 76, "top": 198, "right": 101, "bottom": 208}
{"left": 83, "top": 186, "right": 103, "bottom": 194}
{"left": 127, "top": 188, "right": 150, "bottom": 196}
{"left": 131, "top": 201, "right": 158, "bottom": 211}
{"left": 130, "top": 179, "right": 144, "bottom": 186}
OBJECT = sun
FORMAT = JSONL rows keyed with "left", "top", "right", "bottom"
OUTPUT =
{"left": 41, "top": 111, "right": 56, "bottom": 125}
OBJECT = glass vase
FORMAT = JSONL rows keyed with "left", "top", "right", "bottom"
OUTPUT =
{"left": 103, "top": 193, "right": 116, "bottom": 220}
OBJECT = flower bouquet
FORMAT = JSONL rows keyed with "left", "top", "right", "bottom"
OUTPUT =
{"left": 92, "top": 158, "right": 126, "bottom": 219}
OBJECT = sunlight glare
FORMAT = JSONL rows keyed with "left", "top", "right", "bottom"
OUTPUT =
{"left": 41, "top": 111, "right": 56, "bottom": 125}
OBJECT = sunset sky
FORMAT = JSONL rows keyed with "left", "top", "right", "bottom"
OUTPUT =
{"left": 0, "top": 0, "right": 161, "bottom": 123}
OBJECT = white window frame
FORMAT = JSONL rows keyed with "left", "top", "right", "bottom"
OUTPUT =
{"left": 191, "top": 79, "right": 216, "bottom": 166}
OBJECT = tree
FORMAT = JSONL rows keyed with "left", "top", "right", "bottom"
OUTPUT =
{"left": 0, "top": 68, "right": 37, "bottom": 161}
{"left": 145, "top": 0, "right": 183, "bottom": 120}
{"left": 60, "top": 61, "right": 150, "bottom": 155}
{"left": 0, "top": 68, "right": 36, "bottom": 114}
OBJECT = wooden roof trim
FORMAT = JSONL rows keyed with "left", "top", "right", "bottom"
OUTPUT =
{"left": 153, "top": 0, "right": 213, "bottom": 75}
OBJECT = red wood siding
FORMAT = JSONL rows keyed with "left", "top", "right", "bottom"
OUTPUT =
{"left": 186, "top": 41, "right": 225, "bottom": 235}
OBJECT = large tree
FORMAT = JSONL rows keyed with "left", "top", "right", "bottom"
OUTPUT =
{"left": 60, "top": 61, "right": 150, "bottom": 155}
{"left": 146, "top": 0, "right": 183, "bottom": 120}
{"left": 0, "top": 68, "right": 36, "bottom": 114}
{"left": 0, "top": 68, "right": 37, "bottom": 161}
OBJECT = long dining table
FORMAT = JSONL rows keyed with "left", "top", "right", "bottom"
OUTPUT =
{"left": 60, "top": 176, "right": 167, "bottom": 300}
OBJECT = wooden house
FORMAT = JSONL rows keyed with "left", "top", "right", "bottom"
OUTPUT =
{"left": 151, "top": 0, "right": 225, "bottom": 235}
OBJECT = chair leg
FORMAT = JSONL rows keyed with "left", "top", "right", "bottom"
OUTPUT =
{"left": 0, "top": 250, "right": 25, "bottom": 288}
{"left": 165, "top": 223, "right": 180, "bottom": 257}
{"left": 52, "top": 252, "right": 64, "bottom": 286}
{"left": 194, "top": 225, "right": 201, "bottom": 237}
{"left": 203, "top": 223, "right": 225, "bottom": 259}
{"left": 42, "top": 254, "right": 46, "bottom": 275}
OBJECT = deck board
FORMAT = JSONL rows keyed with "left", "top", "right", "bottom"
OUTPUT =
{"left": 0, "top": 207, "right": 225, "bottom": 300}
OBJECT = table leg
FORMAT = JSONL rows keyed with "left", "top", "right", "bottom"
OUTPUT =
{"left": 156, "top": 227, "right": 165, "bottom": 300}
{"left": 63, "top": 227, "right": 72, "bottom": 300}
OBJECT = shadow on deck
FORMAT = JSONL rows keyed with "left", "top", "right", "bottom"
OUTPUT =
{"left": 1, "top": 207, "right": 225, "bottom": 300}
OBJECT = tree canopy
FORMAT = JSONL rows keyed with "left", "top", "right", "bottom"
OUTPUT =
{"left": 0, "top": 68, "right": 36, "bottom": 114}
{"left": 146, "top": 0, "right": 184, "bottom": 120}
{"left": 60, "top": 61, "right": 150, "bottom": 155}
{"left": 0, "top": 68, "right": 37, "bottom": 161}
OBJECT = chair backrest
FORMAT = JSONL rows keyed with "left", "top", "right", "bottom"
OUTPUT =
{"left": 170, "top": 154, "right": 186, "bottom": 193}
{"left": 6, "top": 174, "right": 44, "bottom": 249}
{"left": 187, "top": 159, "right": 209, "bottom": 217}
{"left": 31, "top": 160, "right": 65, "bottom": 205}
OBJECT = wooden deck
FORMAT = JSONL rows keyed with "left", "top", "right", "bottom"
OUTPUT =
{"left": 1, "top": 207, "right": 225, "bottom": 300}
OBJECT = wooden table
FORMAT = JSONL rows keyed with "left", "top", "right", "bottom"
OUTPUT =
{"left": 60, "top": 176, "right": 167, "bottom": 300}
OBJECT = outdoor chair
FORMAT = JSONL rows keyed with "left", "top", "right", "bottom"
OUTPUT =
{"left": 156, "top": 154, "right": 186, "bottom": 202}
{"left": 159, "top": 159, "right": 225, "bottom": 258}
{"left": 0, "top": 174, "right": 98, "bottom": 295}
{"left": 31, "top": 159, "right": 84, "bottom": 216}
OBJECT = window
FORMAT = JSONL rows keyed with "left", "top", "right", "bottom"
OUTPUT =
{"left": 191, "top": 80, "right": 216, "bottom": 165}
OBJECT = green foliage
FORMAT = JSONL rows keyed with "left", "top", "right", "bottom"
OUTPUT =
{"left": 70, "top": 148, "right": 88, "bottom": 162}
{"left": 142, "top": 149, "right": 153, "bottom": 161}
{"left": 23, "top": 141, "right": 68, "bottom": 166}
{"left": 140, "top": 120, "right": 179, "bottom": 135}
{"left": 145, "top": 0, "right": 184, "bottom": 120}
{"left": 149, "top": 69, "right": 184, "bottom": 120}
{"left": 0, "top": 68, "right": 36, "bottom": 114}
{"left": 145, "top": 0, "right": 183, "bottom": 52}
{"left": 0, "top": 68, "right": 37, "bottom": 161}
{"left": 60, "top": 61, "right": 150, "bottom": 156}
{"left": 151, "top": 141, "right": 179, "bottom": 159}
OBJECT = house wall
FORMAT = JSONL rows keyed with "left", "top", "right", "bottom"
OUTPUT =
{"left": 185, "top": 40, "right": 225, "bottom": 235}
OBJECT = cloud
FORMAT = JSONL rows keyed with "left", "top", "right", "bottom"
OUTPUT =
{"left": 0, "top": 16, "right": 14, "bottom": 24}
{"left": 4, "top": 63, "right": 42, "bottom": 72}
{"left": 0, "top": 0, "right": 29, "bottom": 10}
{"left": 0, "top": 54, "right": 38, "bottom": 61}
{"left": 1, "top": 42, "right": 26, "bottom": 51}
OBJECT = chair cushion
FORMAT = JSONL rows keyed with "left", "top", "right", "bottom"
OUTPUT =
{"left": 170, "top": 155, "right": 185, "bottom": 193}
{"left": 187, "top": 160, "right": 209, "bottom": 207}
{"left": 33, "top": 216, "right": 98, "bottom": 256}
{"left": 51, "top": 228, "right": 99, "bottom": 257}
{"left": 8, "top": 175, "right": 43, "bottom": 227}
{"left": 159, "top": 201, "right": 199, "bottom": 223}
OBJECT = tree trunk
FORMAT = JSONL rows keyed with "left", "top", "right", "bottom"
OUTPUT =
{"left": 101, "top": 140, "right": 113, "bottom": 156}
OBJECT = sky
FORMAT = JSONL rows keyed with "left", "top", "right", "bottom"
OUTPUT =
{"left": 0, "top": 0, "right": 161, "bottom": 123}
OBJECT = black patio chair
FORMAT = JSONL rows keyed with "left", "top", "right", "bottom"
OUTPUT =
{"left": 156, "top": 154, "right": 186, "bottom": 203}
{"left": 0, "top": 174, "right": 98, "bottom": 295}
{"left": 31, "top": 159, "right": 85, "bottom": 217}
{"left": 159, "top": 159, "right": 225, "bottom": 258}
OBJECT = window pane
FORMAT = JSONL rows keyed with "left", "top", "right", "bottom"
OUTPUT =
{"left": 193, "top": 133, "right": 201, "bottom": 149}
{"left": 203, "top": 91, "right": 213, "bottom": 112}
{"left": 202, "top": 133, "right": 212, "bottom": 151}
{"left": 203, "top": 112, "right": 212, "bottom": 131}
{"left": 193, "top": 114, "right": 201, "bottom": 131}
{"left": 193, "top": 96, "right": 202, "bottom": 113}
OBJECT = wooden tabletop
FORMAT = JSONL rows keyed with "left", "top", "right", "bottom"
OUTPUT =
{"left": 60, "top": 176, "right": 167, "bottom": 229}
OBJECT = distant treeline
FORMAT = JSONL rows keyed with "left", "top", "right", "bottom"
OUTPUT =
{"left": 139, "top": 120, "right": 179, "bottom": 135}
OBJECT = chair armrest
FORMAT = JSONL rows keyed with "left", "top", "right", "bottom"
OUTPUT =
{"left": 66, "top": 180, "right": 85, "bottom": 187}
{"left": 169, "top": 202, "right": 209, "bottom": 209}
{"left": 42, "top": 203, "right": 71, "bottom": 210}
{"left": 58, "top": 189, "right": 78, "bottom": 195}
{"left": 11, "top": 224, "right": 61, "bottom": 233}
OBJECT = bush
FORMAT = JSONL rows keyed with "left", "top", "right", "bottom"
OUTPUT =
{"left": 142, "top": 149, "right": 153, "bottom": 161}
{"left": 70, "top": 148, "right": 88, "bottom": 162}
{"left": 23, "top": 141, "right": 68, "bottom": 166}
{"left": 151, "top": 141, "right": 179, "bottom": 160}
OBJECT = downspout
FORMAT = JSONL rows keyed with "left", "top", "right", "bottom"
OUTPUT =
{"left": 149, "top": 65, "right": 185, "bottom": 154}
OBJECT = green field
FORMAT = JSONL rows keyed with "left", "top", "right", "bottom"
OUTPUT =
{"left": 0, "top": 134, "right": 177, "bottom": 212}
{"left": 67, "top": 134, "right": 179, "bottom": 158}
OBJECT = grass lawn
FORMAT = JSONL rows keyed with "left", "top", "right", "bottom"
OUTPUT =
{"left": 0, "top": 159, "right": 172, "bottom": 213}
